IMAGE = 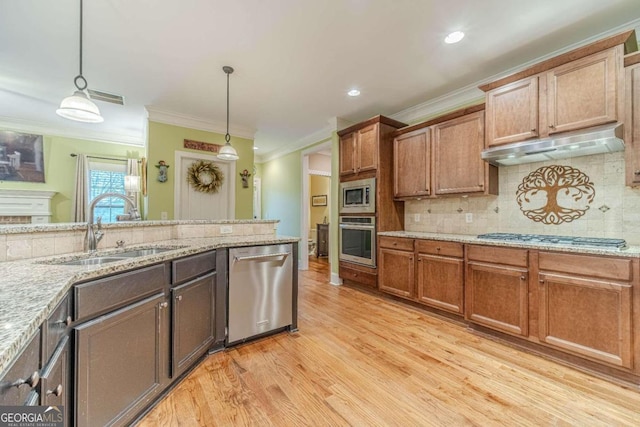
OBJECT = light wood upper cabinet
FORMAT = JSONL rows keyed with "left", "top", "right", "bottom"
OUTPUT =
{"left": 546, "top": 47, "right": 621, "bottom": 134}
{"left": 339, "top": 124, "right": 379, "bottom": 176}
{"left": 625, "top": 56, "right": 640, "bottom": 186}
{"left": 339, "top": 132, "right": 357, "bottom": 176}
{"left": 485, "top": 77, "right": 539, "bottom": 147}
{"left": 484, "top": 46, "right": 624, "bottom": 147}
{"left": 393, "top": 127, "right": 431, "bottom": 198}
{"left": 433, "top": 111, "right": 487, "bottom": 195}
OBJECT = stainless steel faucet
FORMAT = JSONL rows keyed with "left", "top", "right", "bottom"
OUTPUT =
{"left": 86, "top": 192, "right": 141, "bottom": 252}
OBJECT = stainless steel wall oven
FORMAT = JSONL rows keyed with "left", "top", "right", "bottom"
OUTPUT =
{"left": 339, "top": 216, "right": 376, "bottom": 267}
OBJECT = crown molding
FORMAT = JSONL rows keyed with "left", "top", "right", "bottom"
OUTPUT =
{"left": 145, "top": 106, "right": 256, "bottom": 140}
{"left": 256, "top": 124, "right": 334, "bottom": 163}
{"left": 0, "top": 116, "right": 145, "bottom": 146}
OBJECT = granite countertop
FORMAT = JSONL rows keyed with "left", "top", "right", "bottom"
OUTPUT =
{"left": 378, "top": 231, "right": 640, "bottom": 257}
{"left": 0, "top": 235, "right": 298, "bottom": 374}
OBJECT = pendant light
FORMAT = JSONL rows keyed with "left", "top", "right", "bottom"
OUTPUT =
{"left": 56, "top": 0, "right": 103, "bottom": 123}
{"left": 217, "top": 66, "right": 239, "bottom": 161}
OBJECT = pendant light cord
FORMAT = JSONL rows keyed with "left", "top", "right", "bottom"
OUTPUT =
{"left": 74, "top": 0, "right": 88, "bottom": 91}
{"left": 225, "top": 69, "right": 231, "bottom": 143}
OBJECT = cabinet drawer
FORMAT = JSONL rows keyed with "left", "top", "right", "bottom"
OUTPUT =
{"left": 538, "top": 252, "right": 632, "bottom": 281}
{"left": 0, "top": 330, "right": 41, "bottom": 406}
{"left": 467, "top": 245, "right": 528, "bottom": 267}
{"left": 43, "top": 294, "right": 70, "bottom": 363}
{"left": 172, "top": 250, "right": 216, "bottom": 284}
{"left": 416, "top": 240, "right": 463, "bottom": 258}
{"left": 339, "top": 263, "right": 377, "bottom": 287}
{"left": 379, "top": 236, "right": 414, "bottom": 251}
{"left": 75, "top": 263, "right": 167, "bottom": 321}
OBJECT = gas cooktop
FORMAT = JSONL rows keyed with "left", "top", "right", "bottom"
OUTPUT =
{"left": 477, "top": 233, "right": 627, "bottom": 250}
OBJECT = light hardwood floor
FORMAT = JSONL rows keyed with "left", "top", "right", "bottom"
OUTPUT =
{"left": 138, "top": 257, "right": 640, "bottom": 426}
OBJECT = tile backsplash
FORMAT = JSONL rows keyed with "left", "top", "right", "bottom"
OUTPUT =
{"left": 405, "top": 151, "right": 640, "bottom": 245}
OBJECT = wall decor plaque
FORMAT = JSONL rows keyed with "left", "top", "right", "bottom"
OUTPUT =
{"left": 184, "top": 139, "right": 222, "bottom": 153}
{"left": 516, "top": 165, "right": 595, "bottom": 225}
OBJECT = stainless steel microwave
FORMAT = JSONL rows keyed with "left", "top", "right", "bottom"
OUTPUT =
{"left": 339, "top": 178, "right": 375, "bottom": 214}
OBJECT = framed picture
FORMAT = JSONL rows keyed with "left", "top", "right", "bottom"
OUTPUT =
{"left": 0, "top": 130, "right": 45, "bottom": 182}
{"left": 312, "top": 194, "right": 327, "bottom": 206}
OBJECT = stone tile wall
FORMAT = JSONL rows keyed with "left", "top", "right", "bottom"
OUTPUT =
{"left": 404, "top": 152, "right": 640, "bottom": 245}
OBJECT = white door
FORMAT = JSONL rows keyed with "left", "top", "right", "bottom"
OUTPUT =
{"left": 174, "top": 151, "right": 235, "bottom": 220}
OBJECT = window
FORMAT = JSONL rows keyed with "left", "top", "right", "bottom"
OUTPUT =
{"left": 88, "top": 161, "right": 126, "bottom": 223}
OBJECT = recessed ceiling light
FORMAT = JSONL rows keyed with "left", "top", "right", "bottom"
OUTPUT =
{"left": 444, "top": 31, "right": 465, "bottom": 44}
{"left": 253, "top": 146, "right": 259, "bottom": 150}
{"left": 347, "top": 89, "right": 361, "bottom": 97}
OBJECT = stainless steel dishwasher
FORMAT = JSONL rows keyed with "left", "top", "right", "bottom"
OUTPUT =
{"left": 228, "top": 243, "right": 294, "bottom": 344}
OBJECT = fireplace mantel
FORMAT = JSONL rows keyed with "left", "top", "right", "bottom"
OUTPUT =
{"left": 0, "top": 189, "right": 57, "bottom": 223}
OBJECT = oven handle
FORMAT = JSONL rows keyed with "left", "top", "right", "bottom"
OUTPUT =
{"left": 339, "top": 224, "right": 375, "bottom": 230}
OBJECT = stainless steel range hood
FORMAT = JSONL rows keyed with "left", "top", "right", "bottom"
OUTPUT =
{"left": 481, "top": 123, "right": 624, "bottom": 166}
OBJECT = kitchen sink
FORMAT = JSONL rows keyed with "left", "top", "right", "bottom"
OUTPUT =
{"left": 116, "top": 248, "right": 176, "bottom": 257}
{"left": 58, "top": 257, "right": 128, "bottom": 266}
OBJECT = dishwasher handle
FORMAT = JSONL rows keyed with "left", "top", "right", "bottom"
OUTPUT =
{"left": 233, "top": 252, "right": 291, "bottom": 262}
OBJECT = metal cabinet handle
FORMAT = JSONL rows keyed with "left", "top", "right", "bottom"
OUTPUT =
{"left": 13, "top": 371, "right": 39, "bottom": 389}
{"left": 56, "top": 316, "right": 72, "bottom": 327}
{"left": 46, "top": 384, "right": 63, "bottom": 397}
{"left": 531, "top": 128, "right": 536, "bottom": 132}
{"left": 635, "top": 170, "right": 640, "bottom": 176}
{"left": 539, "top": 279, "right": 545, "bottom": 284}
{"left": 176, "top": 295, "right": 183, "bottom": 301}
{"left": 549, "top": 124, "right": 555, "bottom": 129}
{"left": 520, "top": 276, "right": 526, "bottom": 280}
{"left": 160, "top": 302, "right": 168, "bottom": 308}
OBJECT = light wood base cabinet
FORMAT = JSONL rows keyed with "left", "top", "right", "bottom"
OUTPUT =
{"left": 465, "top": 246, "right": 529, "bottom": 337}
{"left": 378, "top": 247, "right": 415, "bottom": 299}
{"left": 416, "top": 240, "right": 464, "bottom": 315}
{"left": 537, "top": 251, "right": 635, "bottom": 370}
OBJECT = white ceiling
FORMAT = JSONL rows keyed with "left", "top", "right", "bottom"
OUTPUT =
{"left": 1, "top": 0, "right": 640, "bottom": 161}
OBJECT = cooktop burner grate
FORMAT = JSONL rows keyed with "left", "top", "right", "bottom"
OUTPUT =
{"left": 477, "top": 233, "right": 627, "bottom": 250}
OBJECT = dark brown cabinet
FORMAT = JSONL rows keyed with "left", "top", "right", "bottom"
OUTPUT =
{"left": 40, "top": 337, "right": 70, "bottom": 426}
{"left": 465, "top": 245, "right": 529, "bottom": 337}
{"left": 171, "top": 272, "right": 216, "bottom": 377}
{"left": 0, "top": 330, "right": 41, "bottom": 406}
{"left": 416, "top": 240, "right": 464, "bottom": 315}
{"left": 316, "top": 223, "right": 329, "bottom": 258}
{"left": 75, "top": 293, "right": 167, "bottom": 427}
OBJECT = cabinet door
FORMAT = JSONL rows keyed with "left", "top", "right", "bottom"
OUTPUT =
{"left": 75, "top": 293, "right": 166, "bottom": 427}
{"left": 625, "top": 62, "right": 640, "bottom": 186}
{"left": 339, "top": 132, "right": 356, "bottom": 176}
{"left": 538, "top": 273, "right": 632, "bottom": 369}
{"left": 378, "top": 247, "right": 414, "bottom": 299}
{"left": 172, "top": 272, "right": 216, "bottom": 377}
{"left": 485, "top": 76, "right": 539, "bottom": 146}
{"left": 466, "top": 262, "right": 528, "bottom": 337}
{"left": 417, "top": 254, "right": 464, "bottom": 314}
{"left": 546, "top": 47, "right": 620, "bottom": 135}
{"left": 433, "top": 111, "right": 486, "bottom": 195}
{"left": 41, "top": 337, "right": 70, "bottom": 427}
{"left": 393, "top": 128, "right": 431, "bottom": 198}
{"left": 356, "top": 123, "right": 378, "bottom": 173}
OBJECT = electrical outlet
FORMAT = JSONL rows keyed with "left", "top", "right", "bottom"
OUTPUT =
{"left": 465, "top": 213, "right": 473, "bottom": 223}
{"left": 160, "top": 211, "right": 168, "bottom": 220}
{"left": 414, "top": 213, "right": 420, "bottom": 222}
{"left": 220, "top": 225, "right": 233, "bottom": 234}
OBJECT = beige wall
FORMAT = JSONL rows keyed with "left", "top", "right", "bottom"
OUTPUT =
{"left": 404, "top": 151, "right": 640, "bottom": 245}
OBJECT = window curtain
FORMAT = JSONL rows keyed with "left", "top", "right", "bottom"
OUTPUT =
{"left": 126, "top": 158, "right": 140, "bottom": 212}
{"left": 72, "top": 154, "right": 89, "bottom": 222}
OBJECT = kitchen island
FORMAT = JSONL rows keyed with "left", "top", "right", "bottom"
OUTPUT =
{"left": 0, "top": 219, "right": 299, "bottom": 425}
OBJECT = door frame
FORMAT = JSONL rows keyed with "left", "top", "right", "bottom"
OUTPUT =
{"left": 174, "top": 150, "right": 236, "bottom": 220}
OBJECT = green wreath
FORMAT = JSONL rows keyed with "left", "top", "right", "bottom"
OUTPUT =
{"left": 187, "top": 160, "right": 224, "bottom": 193}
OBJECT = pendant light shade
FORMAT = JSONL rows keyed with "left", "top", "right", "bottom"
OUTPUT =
{"left": 217, "top": 66, "right": 239, "bottom": 161}
{"left": 56, "top": 0, "right": 103, "bottom": 123}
